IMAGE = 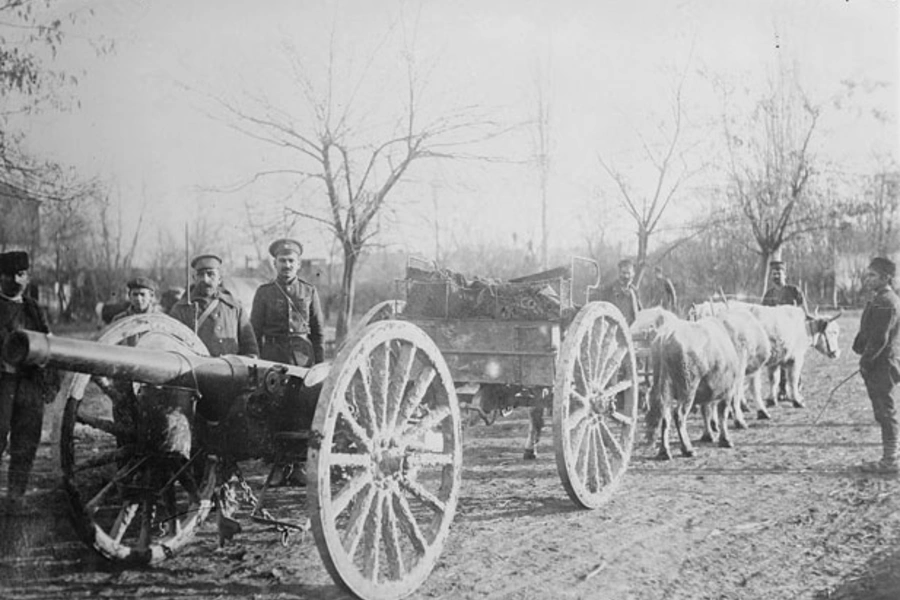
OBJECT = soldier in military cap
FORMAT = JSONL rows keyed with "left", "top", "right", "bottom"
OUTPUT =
{"left": 251, "top": 239, "right": 324, "bottom": 367}
{"left": 111, "top": 276, "right": 160, "bottom": 322}
{"left": 251, "top": 238, "right": 324, "bottom": 486}
{"left": 168, "top": 254, "right": 258, "bottom": 361}
{"left": 0, "top": 251, "right": 57, "bottom": 502}
{"left": 853, "top": 256, "right": 900, "bottom": 475}
{"left": 762, "top": 259, "right": 807, "bottom": 309}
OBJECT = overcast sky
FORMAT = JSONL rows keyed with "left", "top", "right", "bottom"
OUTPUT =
{"left": 17, "top": 0, "right": 900, "bottom": 263}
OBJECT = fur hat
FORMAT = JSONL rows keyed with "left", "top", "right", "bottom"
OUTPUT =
{"left": 0, "top": 251, "right": 29, "bottom": 275}
{"left": 869, "top": 257, "right": 896, "bottom": 278}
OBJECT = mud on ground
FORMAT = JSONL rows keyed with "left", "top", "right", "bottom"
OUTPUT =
{"left": 1, "top": 313, "right": 899, "bottom": 600}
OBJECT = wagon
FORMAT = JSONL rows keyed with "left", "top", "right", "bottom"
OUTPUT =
{"left": 5, "top": 256, "right": 638, "bottom": 600}
{"left": 354, "top": 257, "right": 641, "bottom": 509}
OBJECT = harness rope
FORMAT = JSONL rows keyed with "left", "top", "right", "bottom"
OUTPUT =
{"left": 812, "top": 369, "right": 860, "bottom": 425}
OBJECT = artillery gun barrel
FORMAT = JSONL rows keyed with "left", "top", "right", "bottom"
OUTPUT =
{"left": 3, "top": 329, "right": 316, "bottom": 392}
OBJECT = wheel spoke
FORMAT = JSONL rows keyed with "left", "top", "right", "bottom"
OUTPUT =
{"left": 603, "top": 378, "right": 633, "bottom": 399}
{"left": 596, "top": 425, "right": 614, "bottom": 483}
{"left": 386, "top": 342, "right": 417, "bottom": 436}
{"left": 336, "top": 400, "right": 374, "bottom": 454}
{"left": 374, "top": 341, "right": 391, "bottom": 433}
{"left": 356, "top": 367, "right": 381, "bottom": 438}
{"left": 400, "top": 405, "right": 450, "bottom": 447}
{"left": 382, "top": 491, "right": 405, "bottom": 580}
{"left": 396, "top": 364, "right": 437, "bottom": 430}
{"left": 574, "top": 421, "right": 593, "bottom": 482}
{"left": 362, "top": 490, "right": 384, "bottom": 582}
{"left": 565, "top": 406, "right": 590, "bottom": 433}
{"left": 330, "top": 452, "right": 372, "bottom": 470}
{"left": 332, "top": 470, "right": 375, "bottom": 517}
{"left": 75, "top": 414, "right": 131, "bottom": 439}
{"left": 568, "top": 389, "right": 589, "bottom": 408}
{"left": 599, "top": 420, "right": 627, "bottom": 459}
{"left": 587, "top": 427, "right": 602, "bottom": 492}
{"left": 405, "top": 451, "right": 454, "bottom": 468}
{"left": 110, "top": 503, "right": 139, "bottom": 543}
{"left": 609, "top": 411, "right": 634, "bottom": 426}
{"left": 590, "top": 319, "right": 609, "bottom": 382}
{"left": 400, "top": 476, "right": 446, "bottom": 514}
{"left": 598, "top": 347, "right": 628, "bottom": 390}
{"left": 75, "top": 447, "right": 133, "bottom": 473}
{"left": 394, "top": 489, "right": 429, "bottom": 555}
{"left": 342, "top": 485, "right": 377, "bottom": 558}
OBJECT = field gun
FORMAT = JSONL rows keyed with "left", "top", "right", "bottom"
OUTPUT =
{"left": 0, "top": 313, "right": 463, "bottom": 600}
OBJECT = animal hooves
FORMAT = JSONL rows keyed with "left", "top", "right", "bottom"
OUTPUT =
{"left": 757, "top": 410, "right": 771, "bottom": 420}
{"left": 523, "top": 449, "right": 537, "bottom": 460}
{"left": 734, "top": 420, "right": 748, "bottom": 430}
{"left": 765, "top": 398, "right": 776, "bottom": 408}
{"left": 699, "top": 434, "right": 714, "bottom": 443}
{"left": 681, "top": 449, "right": 695, "bottom": 458}
{"left": 792, "top": 399, "right": 806, "bottom": 408}
{"left": 656, "top": 452, "right": 673, "bottom": 461}
{"left": 718, "top": 438, "right": 734, "bottom": 449}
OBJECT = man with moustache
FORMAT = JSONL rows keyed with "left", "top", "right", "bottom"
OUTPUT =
{"left": 597, "top": 258, "right": 642, "bottom": 325}
{"left": 0, "top": 251, "right": 56, "bottom": 503}
{"left": 251, "top": 239, "right": 324, "bottom": 486}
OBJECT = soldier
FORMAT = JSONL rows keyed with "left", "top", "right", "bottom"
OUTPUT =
{"left": 251, "top": 238, "right": 324, "bottom": 367}
{"left": 852, "top": 257, "right": 900, "bottom": 475}
{"left": 763, "top": 259, "right": 808, "bottom": 403}
{"left": 0, "top": 251, "right": 56, "bottom": 503}
{"left": 111, "top": 276, "right": 159, "bottom": 322}
{"left": 762, "top": 259, "right": 807, "bottom": 309}
{"left": 251, "top": 238, "right": 324, "bottom": 486}
{"left": 597, "top": 258, "right": 642, "bottom": 325}
{"left": 167, "top": 253, "right": 258, "bottom": 542}
{"left": 168, "top": 254, "right": 258, "bottom": 360}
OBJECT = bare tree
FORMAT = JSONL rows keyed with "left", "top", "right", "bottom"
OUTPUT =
{"left": 212, "top": 23, "right": 511, "bottom": 340}
{"left": 530, "top": 57, "right": 553, "bottom": 270}
{"left": 597, "top": 63, "right": 701, "bottom": 284}
{"left": 718, "top": 65, "right": 821, "bottom": 292}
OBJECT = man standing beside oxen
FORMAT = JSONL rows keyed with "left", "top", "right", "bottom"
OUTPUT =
{"left": 599, "top": 258, "right": 642, "bottom": 325}
{"left": 251, "top": 238, "right": 324, "bottom": 486}
{"left": 852, "top": 257, "right": 900, "bottom": 475}
{"left": 645, "top": 265, "right": 678, "bottom": 314}
{"left": 0, "top": 251, "right": 57, "bottom": 504}
{"left": 763, "top": 258, "right": 807, "bottom": 404}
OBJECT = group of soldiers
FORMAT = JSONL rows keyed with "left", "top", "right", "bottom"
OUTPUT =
{"left": 0, "top": 237, "right": 324, "bottom": 503}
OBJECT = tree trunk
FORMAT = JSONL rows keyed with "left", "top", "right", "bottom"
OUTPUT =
{"left": 335, "top": 244, "right": 358, "bottom": 343}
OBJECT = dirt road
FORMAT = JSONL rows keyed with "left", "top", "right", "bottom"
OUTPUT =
{"left": 1, "top": 314, "right": 899, "bottom": 599}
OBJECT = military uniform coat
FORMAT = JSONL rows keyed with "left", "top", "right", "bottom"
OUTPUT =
{"left": 0, "top": 294, "right": 54, "bottom": 495}
{"left": 762, "top": 284, "right": 806, "bottom": 308}
{"left": 251, "top": 277, "right": 324, "bottom": 366}
{"left": 168, "top": 288, "right": 258, "bottom": 358}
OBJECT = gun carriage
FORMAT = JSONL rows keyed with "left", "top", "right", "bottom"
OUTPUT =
{"left": 6, "top": 313, "right": 461, "bottom": 600}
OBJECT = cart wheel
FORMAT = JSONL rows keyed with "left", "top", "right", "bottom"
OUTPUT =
{"left": 59, "top": 313, "right": 216, "bottom": 565}
{"left": 310, "top": 320, "right": 462, "bottom": 600}
{"left": 553, "top": 301, "right": 638, "bottom": 509}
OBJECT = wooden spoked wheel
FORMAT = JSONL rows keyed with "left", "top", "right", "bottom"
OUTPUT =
{"left": 59, "top": 313, "right": 216, "bottom": 565}
{"left": 310, "top": 320, "right": 462, "bottom": 600}
{"left": 356, "top": 300, "right": 406, "bottom": 329}
{"left": 553, "top": 302, "right": 638, "bottom": 509}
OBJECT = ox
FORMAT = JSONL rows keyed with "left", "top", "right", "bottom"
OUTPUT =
{"left": 707, "top": 306, "right": 772, "bottom": 428}
{"left": 744, "top": 304, "right": 841, "bottom": 409}
{"left": 646, "top": 316, "right": 742, "bottom": 459}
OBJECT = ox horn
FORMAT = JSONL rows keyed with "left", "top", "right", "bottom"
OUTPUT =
{"left": 828, "top": 310, "right": 843, "bottom": 322}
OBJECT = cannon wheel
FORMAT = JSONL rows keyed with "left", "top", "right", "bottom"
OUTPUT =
{"left": 58, "top": 313, "right": 217, "bottom": 565}
{"left": 553, "top": 301, "right": 638, "bottom": 509}
{"left": 310, "top": 320, "right": 462, "bottom": 600}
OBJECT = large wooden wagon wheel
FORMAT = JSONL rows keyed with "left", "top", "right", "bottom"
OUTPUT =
{"left": 58, "top": 313, "right": 217, "bottom": 565}
{"left": 553, "top": 301, "right": 638, "bottom": 509}
{"left": 309, "top": 320, "right": 462, "bottom": 600}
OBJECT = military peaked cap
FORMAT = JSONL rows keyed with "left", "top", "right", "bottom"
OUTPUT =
{"left": 769, "top": 260, "right": 785, "bottom": 270}
{"left": 190, "top": 253, "right": 223, "bottom": 270}
{"left": 869, "top": 256, "right": 896, "bottom": 278}
{"left": 268, "top": 238, "right": 304, "bottom": 258}
{"left": 126, "top": 276, "right": 158, "bottom": 293}
{"left": 0, "top": 251, "right": 30, "bottom": 275}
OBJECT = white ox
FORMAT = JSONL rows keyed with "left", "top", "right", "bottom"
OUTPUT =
{"left": 690, "top": 300, "right": 842, "bottom": 409}
{"left": 645, "top": 312, "right": 742, "bottom": 459}
{"left": 745, "top": 304, "right": 841, "bottom": 408}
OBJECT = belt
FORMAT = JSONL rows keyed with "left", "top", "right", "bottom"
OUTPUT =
{"left": 263, "top": 333, "right": 309, "bottom": 342}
